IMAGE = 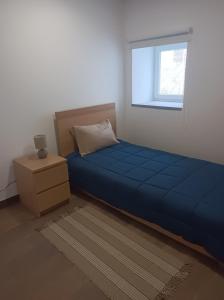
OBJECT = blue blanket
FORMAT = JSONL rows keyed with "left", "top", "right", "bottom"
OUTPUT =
{"left": 67, "top": 140, "right": 224, "bottom": 261}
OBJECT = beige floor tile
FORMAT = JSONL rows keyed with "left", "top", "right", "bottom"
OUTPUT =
{"left": 70, "top": 281, "right": 109, "bottom": 300}
{"left": 0, "top": 195, "right": 223, "bottom": 300}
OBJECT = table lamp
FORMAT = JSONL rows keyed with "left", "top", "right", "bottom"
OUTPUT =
{"left": 34, "top": 135, "right": 48, "bottom": 159}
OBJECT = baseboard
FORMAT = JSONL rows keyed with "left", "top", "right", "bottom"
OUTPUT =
{"left": 0, "top": 195, "right": 19, "bottom": 209}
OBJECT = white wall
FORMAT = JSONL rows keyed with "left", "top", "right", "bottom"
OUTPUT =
{"left": 2, "top": 0, "right": 224, "bottom": 202}
{"left": 124, "top": 0, "right": 224, "bottom": 164}
{"left": 0, "top": 0, "right": 124, "bottom": 201}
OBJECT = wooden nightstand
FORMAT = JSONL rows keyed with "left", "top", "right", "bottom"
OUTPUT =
{"left": 14, "top": 154, "right": 71, "bottom": 216}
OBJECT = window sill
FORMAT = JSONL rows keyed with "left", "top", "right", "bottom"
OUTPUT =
{"left": 132, "top": 101, "right": 183, "bottom": 110}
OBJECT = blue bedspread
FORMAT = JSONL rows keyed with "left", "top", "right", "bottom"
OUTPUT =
{"left": 67, "top": 140, "right": 224, "bottom": 261}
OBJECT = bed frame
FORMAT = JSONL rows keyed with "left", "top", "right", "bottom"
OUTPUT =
{"left": 55, "top": 102, "right": 212, "bottom": 260}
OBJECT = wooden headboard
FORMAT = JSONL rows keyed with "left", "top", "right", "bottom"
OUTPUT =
{"left": 55, "top": 103, "right": 116, "bottom": 157}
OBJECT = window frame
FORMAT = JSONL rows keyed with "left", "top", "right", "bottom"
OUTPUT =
{"left": 129, "top": 30, "right": 192, "bottom": 109}
{"left": 153, "top": 42, "right": 188, "bottom": 103}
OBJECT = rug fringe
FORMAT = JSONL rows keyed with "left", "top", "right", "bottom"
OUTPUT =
{"left": 155, "top": 263, "right": 192, "bottom": 300}
{"left": 35, "top": 205, "right": 82, "bottom": 232}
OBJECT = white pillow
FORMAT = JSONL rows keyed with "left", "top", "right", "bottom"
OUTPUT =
{"left": 72, "top": 120, "right": 119, "bottom": 156}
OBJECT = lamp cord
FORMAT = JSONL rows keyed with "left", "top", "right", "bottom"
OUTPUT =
{"left": 0, "top": 181, "right": 16, "bottom": 194}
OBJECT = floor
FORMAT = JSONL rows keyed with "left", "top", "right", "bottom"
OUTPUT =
{"left": 0, "top": 195, "right": 224, "bottom": 300}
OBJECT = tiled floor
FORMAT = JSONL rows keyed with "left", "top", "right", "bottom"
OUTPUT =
{"left": 0, "top": 195, "right": 223, "bottom": 300}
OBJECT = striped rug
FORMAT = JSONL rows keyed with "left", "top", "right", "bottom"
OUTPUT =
{"left": 41, "top": 205, "right": 191, "bottom": 300}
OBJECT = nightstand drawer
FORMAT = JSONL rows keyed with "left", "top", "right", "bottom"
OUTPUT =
{"left": 34, "top": 163, "right": 68, "bottom": 193}
{"left": 37, "top": 182, "right": 70, "bottom": 213}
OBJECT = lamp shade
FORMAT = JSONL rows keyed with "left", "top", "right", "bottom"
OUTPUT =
{"left": 34, "top": 135, "right": 47, "bottom": 150}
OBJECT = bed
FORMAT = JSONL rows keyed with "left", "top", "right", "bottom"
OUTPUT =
{"left": 55, "top": 103, "right": 224, "bottom": 262}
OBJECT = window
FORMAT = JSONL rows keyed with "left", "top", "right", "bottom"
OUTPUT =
{"left": 154, "top": 43, "right": 187, "bottom": 102}
{"left": 131, "top": 32, "right": 190, "bottom": 109}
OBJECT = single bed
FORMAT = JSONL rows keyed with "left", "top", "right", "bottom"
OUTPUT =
{"left": 55, "top": 103, "right": 224, "bottom": 262}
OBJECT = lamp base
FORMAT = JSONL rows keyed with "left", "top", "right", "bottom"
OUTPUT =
{"left": 37, "top": 149, "right": 48, "bottom": 159}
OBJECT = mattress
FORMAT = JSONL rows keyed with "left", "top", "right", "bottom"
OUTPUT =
{"left": 67, "top": 140, "right": 224, "bottom": 261}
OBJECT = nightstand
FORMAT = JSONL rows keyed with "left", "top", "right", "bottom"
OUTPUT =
{"left": 14, "top": 154, "right": 71, "bottom": 216}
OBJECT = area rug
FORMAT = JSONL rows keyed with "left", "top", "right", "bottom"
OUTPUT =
{"left": 41, "top": 205, "right": 191, "bottom": 300}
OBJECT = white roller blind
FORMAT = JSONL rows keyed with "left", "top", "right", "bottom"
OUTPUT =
{"left": 129, "top": 29, "right": 192, "bottom": 49}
